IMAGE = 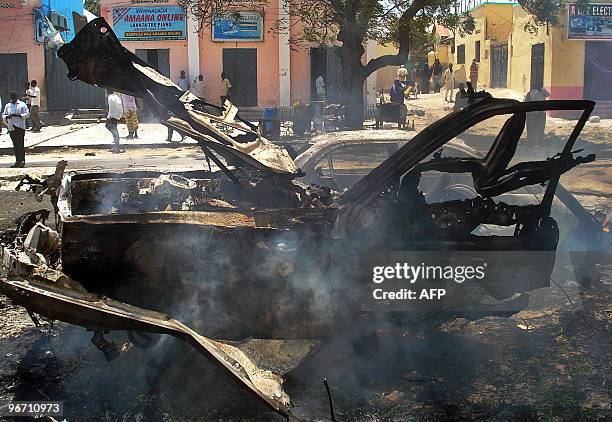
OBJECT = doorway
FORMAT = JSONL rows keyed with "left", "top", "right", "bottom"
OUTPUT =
{"left": 490, "top": 44, "right": 508, "bottom": 88}
{"left": 310, "top": 47, "right": 326, "bottom": 101}
{"left": 309, "top": 47, "right": 343, "bottom": 104}
{"left": 0, "top": 53, "right": 27, "bottom": 105}
{"left": 222, "top": 48, "right": 258, "bottom": 107}
{"left": 584, "top": 41, "right": 612, "bottom": 100}
{"left": 135, "top": 49, "right": 170, "bottom": 78}
{"left": 530, "top": 43, "right": 545, "bottom": 90}
{"left": 45, "top": 50, "right": 105, "bottom": 110}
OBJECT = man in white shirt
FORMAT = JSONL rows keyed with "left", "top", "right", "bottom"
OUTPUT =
{"left": 29, "top": 80, "right": 43, "bottom": 132}
{"left": 178, "top": 70, "right": 189, "bottom": 91}
{"left": 106, "top": 91, "right": 123, "bottom": 154}
{"left": 191, "top": 74, "right": 205, "bottom": 99}
{"left": 2, "top": 91, "right": 29, "bottom": 167}
{"left": 525, "top": 85, "right": 551, "bottom": 147}
{"left": 315, "top": 75, "right": 326, "bottom": 101}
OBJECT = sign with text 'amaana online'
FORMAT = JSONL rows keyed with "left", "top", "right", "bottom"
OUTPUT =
{"left": 112, "top": 6, "right": 186, "bottom": 41}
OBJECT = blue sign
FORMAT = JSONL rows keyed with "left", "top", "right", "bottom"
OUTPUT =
{"left": 212, "top": 11, "right": 263, "bottom": 42}
{"left": 34, "top": 8, "right": 51, "bottom": 44}
{"left": 568, "top": 3, "right": 612, "bottom": 40}
{"left": 112, "top": 6, "right": 186, "bottom": 41}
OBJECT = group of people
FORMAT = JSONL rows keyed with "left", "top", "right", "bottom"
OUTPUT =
{"left": 411, "top": 58, "right": 480, "bottom": 103}
{"left": 107, "top": 70, "right": 234, "bottom": 148}
{"left": 175, "top": 70, "right": 232, "bottom": 105}
{"left": 105, "top": 92, "right": 141, "bottom": 154}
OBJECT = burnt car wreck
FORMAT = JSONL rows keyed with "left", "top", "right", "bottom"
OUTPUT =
{"left": 0, "top": 18, "right": 607, "bottom": 420}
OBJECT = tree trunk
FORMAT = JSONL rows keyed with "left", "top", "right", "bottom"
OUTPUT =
{"left": 339, "top": 31, "right": 366, "bottom": 129}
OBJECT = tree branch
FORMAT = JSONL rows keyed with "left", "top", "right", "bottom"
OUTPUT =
{"left": 364, "top": 0, "right": 428, "bottom": 76}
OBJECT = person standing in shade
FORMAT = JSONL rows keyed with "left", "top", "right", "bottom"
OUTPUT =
{"left": 525, "top": 84, "right": 550, "bottom": 148}
{"left": 177, "top": 70, "right": 189, "bottom": 91}
{"left": 220, "top": 72, "right": 232, "bottom": 105}
{"left": 29, "top": 80, "right": 43, "bottom": 132}
{"left": 106, "top": 91, "right": 123, "bottom": 154}
{"left": 443, "top": 64, "right": 455, "bottom": 103}
{"left": 0, "top": 95, "right": 4, "bottom": 135}
{"left": 315, "top": 75, "right": 326, "bottom": 101}
{"left": 22, "top": 82, "right": 32, "bottom": 129}
{"left": 431, "top": 59, "right": 443, "bottom": 93}
{"left": 419, "top": 61, "right": 430, "bottom": 94}
{"left": 2, "top": 91, "right": 29, "bottom": 167}
{"left": 121, "top": 93, "right": 139, "bottom": 139}
{"left": 470, "top": 59, "right": 479, "bottom": 91}
{"left": 191, "top": 74, "right": 205, "bottom": 99}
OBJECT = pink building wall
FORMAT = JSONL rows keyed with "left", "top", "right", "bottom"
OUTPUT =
{"left": 198, "top": 11, "right": 280, "bottom": 107}
{"left": 100, "top": 1, "right": 313, "bottom": 107}
{"left": 0, "top": 0, "right": 46, "bottom": 107}
{"left": 289, "top": 17, "right": 310, "bottom": 104}
{"left": 101, "top": 0, "right": 189, "bottom": 85}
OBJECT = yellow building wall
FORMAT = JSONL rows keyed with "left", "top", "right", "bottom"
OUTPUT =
{"left": 452, "top": 3, "right": 514, "bottom": 88}
{"left": 550, "top": 12, "right": 585, "bottom": 96}
{"left": 509, "top": 6, "right": 585, "bottom": 99}
{"left": 374, "top": 43, "right": 400, "bottom": 94}
{"left": 509, "top": 6, "right": 552, "bottom": 93}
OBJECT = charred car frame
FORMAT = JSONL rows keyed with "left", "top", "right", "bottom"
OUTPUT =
{"left": 0, "top": 18, "right": 607, "bottom": 420}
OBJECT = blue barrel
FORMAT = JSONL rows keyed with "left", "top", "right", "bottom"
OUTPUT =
{"left": 263, "top": 107, "right": 279, "bottom": 119}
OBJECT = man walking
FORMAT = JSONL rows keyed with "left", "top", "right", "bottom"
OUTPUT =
{"left": 106, "top": 91, "right": 123, "bottom": 154}
{"left": 431, "top": 59, "right": 443, "bottom": 93}
{"left": 470, "top": 59, "right": 479, "bottom": 91}
{"left": 29, "top": 80, "right": 43, "bottom": 132}
{"left": 443, "top": 64, "right": 455, "bottom": 103}
{"left": 2, "top": 91, "right": 29, "bottom": 167}
{"left": 220, "top": 72, "right": 232, "bottom": 105}
{"left": 191, "top": 74, "right": 205, "bottom": 99}
{"left": 120, "top": 93, "right": 139, "bottom": 139}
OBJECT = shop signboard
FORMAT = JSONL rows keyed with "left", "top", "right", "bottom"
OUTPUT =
{"left": 568, "top": 3, "right": 612, "bottom": 40}
{"left": 112, "top": 6, "right": 186, "bottom": 41}
{"left": 212, "top": 11, "right": 263, "bottom": 41}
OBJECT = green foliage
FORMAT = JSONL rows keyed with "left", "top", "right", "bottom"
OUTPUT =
{"left": 83, "top": 0, "right": 100, "bottom": 16}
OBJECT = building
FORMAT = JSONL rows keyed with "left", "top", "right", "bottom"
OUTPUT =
{"left": 0, "top": 0, "right": 105, "bottom": 110}
{"left": 100, "top": 0, "right": 315, "bottom": 109}
{"left": 446, "top": 1, "right": 612, "bottom": 117}
{"left": 0, "top": 0, "right": 46, "bottom": 106}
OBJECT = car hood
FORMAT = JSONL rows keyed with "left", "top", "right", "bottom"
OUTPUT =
{"left": 57, "top": 18, "right": 298, "bottom": 177}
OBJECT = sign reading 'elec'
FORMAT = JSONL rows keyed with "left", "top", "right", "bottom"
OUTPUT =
{"left": 567, "top": 3, "right": 612, "bottom": 40}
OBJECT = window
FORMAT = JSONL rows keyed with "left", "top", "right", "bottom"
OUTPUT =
{"left": 475, "top": 40, "right": 481, "bottom": 62}
{"left": 330, "top": 144, "right": 392, "bottom": 173}
{"left": 457, "top": 44, "right": 466, "bottom": 64}
{"left": 314, "top": 154, "right": 331, "bottom": 177}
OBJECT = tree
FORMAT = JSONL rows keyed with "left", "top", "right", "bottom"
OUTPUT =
{"left": 83, "top": 0, "right": 100, "bottom": 16}
{"left": 179, "top": 0, "right": 582, "bottom": 127}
